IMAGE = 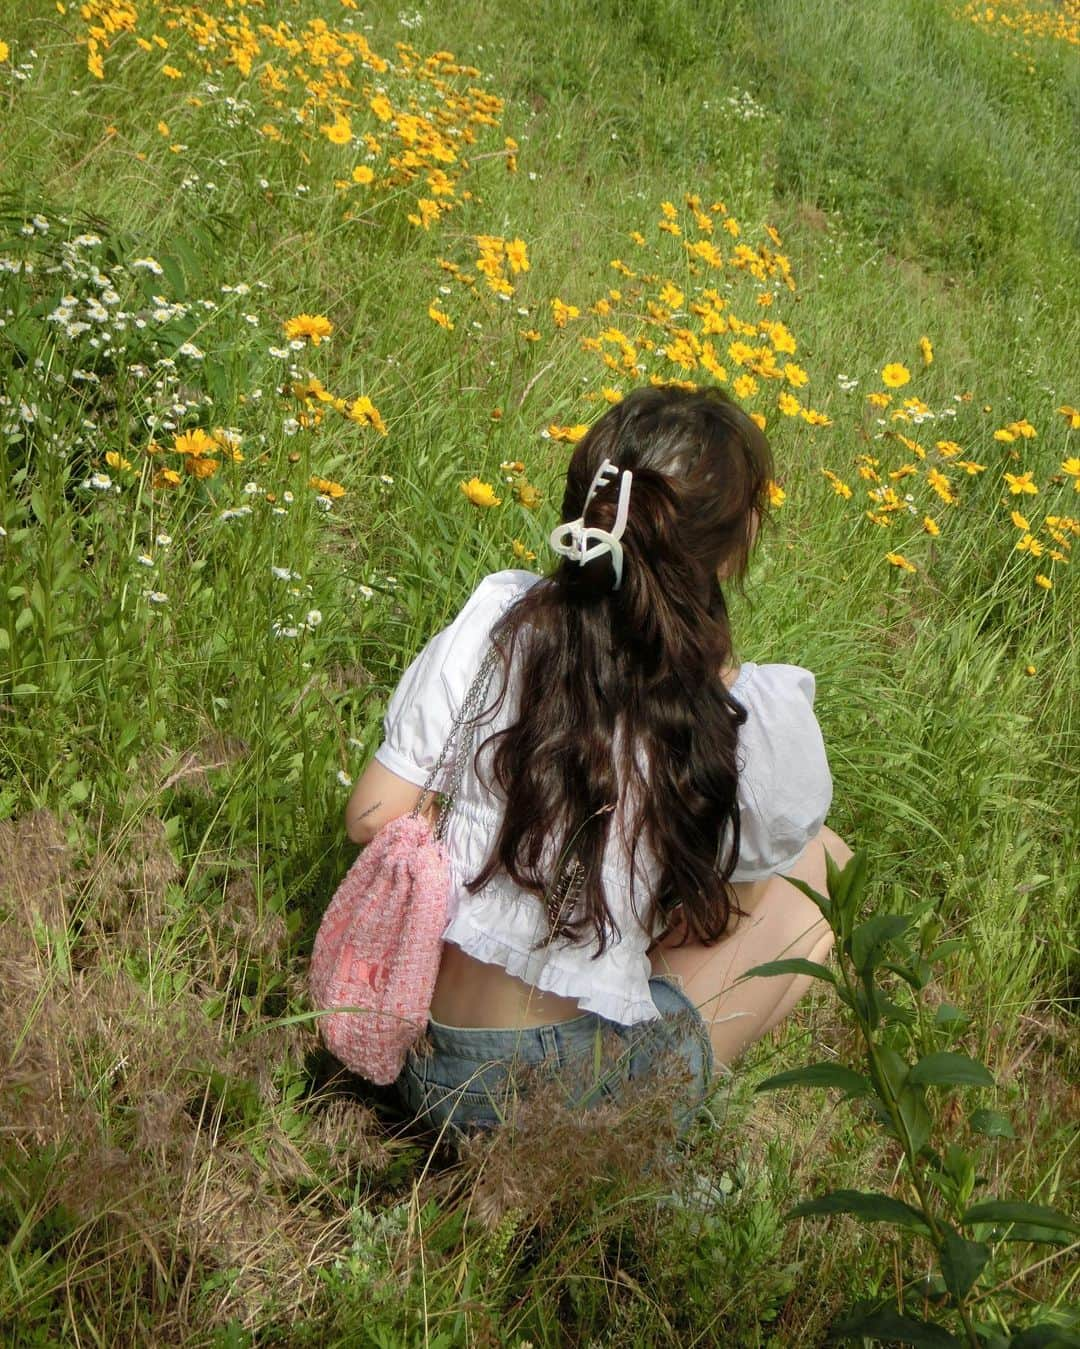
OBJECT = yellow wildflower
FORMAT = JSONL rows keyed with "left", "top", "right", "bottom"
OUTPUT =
{"left": 1010, "top": 510, "right": 1031, "bottom": 530}
{"left": 105, "top": 451, "right": 132, "bottom": 471}
{"left": 428, "top": 302, "right": 454, "bottom": 330}
{"left": 352, "top": 165, "right": 375, "bottom": 185}
{"left": 546, "top": 423, "right": 589, "bottom": 443}
{"left": 153, "top": 468, "right": 181, "bottom": 488}
{"left": 551, "top": 298, "right": 580, "bottom": 328}
{"left": 927, "top": 468, "right": 956, "bottom": 504}
{"left": 867, "top": 392, "right": 891, "bottom": 409}
{"left": 515, "top": 482, "right": 542, "bottom": 509}
{"left": 733, "top": 374, "right": 758, "bottom": 400}
{"left": 460, "top": 477, "right": 501, "bottom": 508}
{"left": 172, "top": 428, "right": 217, "bottom": 458}
{"left": 1025, "top": 664, "right": 1037, "bottom": 676}
{"left": 784, "top": 363, "right": 809, "bottom": 388}
{"left": 309, "top": 476, "right": 346, "bottom": 499}
{"left": 347, "top": 396, "right": 387, "bottom": 435}
{"left": 922, "top": 516, "right": 940, "bottom": 536}
{"left": 1003, "top": 471, "right": 1038, "bottom": 496}
{"left": 766, "top": 480, "right": 786, "bottom": 507}
{"left": 918, "top": 335, "right": 934, "bottom": 365}
{"left": 506, "top": 238, "right": 530, "bottom": 274}
{"left": 801, "top": 408, "right": 832, "bottom": 427}
{"left": 283, "top": 313, "right": 333, "bottom": 345}
{"left": 1008, "top": 418, "right": 1037, "bottom": 439}
{"left": 954, "top": 460, "right": 986, "bottom": 475}
{"left": 881, "top": 363, "right": 911, "bottom": 389}
{"left": 512, "top": 539, "right": 536, "bottom": 562}
{"left": 1015, "top": 533, "right": 1043, "bottom": 557}
{"left": 369, "top": 94, "right": 393, "bottom": 122}
{"left": 1060, "top": 457, "right": 1080, "bottom": 488}
{"left": 601, "top": 387, "right": 623, "bottom": 404}
{"left": 322, "top": 116, "right": 352, "bottom": 145}
{"left": 993, "top": 428, "right": 1016, "bottom": 443}
{"left": 1034, "top": 574, "right": 1052, "bottom": 590}
{"left": 1057, "top": 405, "right": 1080, "bottom": 430}
{"left": 777, "top": 391, "right": 801, "bottom": 417}
{"left": 659, "top": 282, "right": 685, "bottom": 309}
{"left": 885, "top": 552, "right": 917, "bottom": 573}
{"left": 520, "top": 329, "right": 541, "bottom": 343}
{"left": 749, "top": 412, "right": 766, "bottom": 431}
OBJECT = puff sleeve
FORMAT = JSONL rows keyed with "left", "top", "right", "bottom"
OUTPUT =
{"left": 371, "top": 570, "right": 538, "bottom": 788}
{"left": 728, "top": 663, "right": 833, "bottom": 881}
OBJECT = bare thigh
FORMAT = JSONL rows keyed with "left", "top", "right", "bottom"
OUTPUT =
{"left": 651, "top": 826, "right": 854, "bottom": 1069}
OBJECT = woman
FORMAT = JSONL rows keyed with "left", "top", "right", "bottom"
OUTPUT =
{"left": 344, "top": 384, "right": 852, "bottom": 1135}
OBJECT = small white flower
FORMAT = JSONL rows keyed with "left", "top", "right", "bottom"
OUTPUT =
{"left": 268, "top": 345, "right": 290, "bottom": 359}
{"left": 379, "top": 474, "right": 394, "bottom": 486}
{"left": 85, "top": 472, "right": 112, "bottom": 490}
{"left": 220, "top": 505, "right": 254, "bottom": 521}
{"left": 271, "top": 620, "right": 299, "bottom": 638}
{"left": 271, "top": 506, "right": 286, "bottom": 516}
{"left": 155, "top": 532, "right": 173, "bottom": 548}
{"left": 357, "top": 584, "right": 374, "bottom": 600}
{"left": 132, "top": 256, "right": 164, "bottom": 275}
{"left": 282, "top": 417, "right": 300, "bottom": 436}
{"left": 314, "top": 494, "right": 332, "bottom": 511}
{"left": 336, "top": 769, "right": 353, "bottom": 788}
{"left": 177, "top": 341, "right": 204, "bottom": 359}
{"left": 146, "top": 590, "right": 168, "bottom": 605}
{"left": 136, "top": 554, "right": 155, "bottom": 567}
{"left": 305, "top": 608, "right": 322, "bottom": 628}
{"left": 282, "top": 490, "right": 294, "bottom": 503}
{"left": 271, "top": 565, "right": 296, "bottom": 580}
{"left": 242, "top": 481, "right": 260, "bottom": 495}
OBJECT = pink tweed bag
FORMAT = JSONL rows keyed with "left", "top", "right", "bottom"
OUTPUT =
{"left": 309, "top": 647, "right": 498, "bottom": 1086}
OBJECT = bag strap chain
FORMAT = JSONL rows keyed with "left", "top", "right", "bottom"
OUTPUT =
{"left": 412, "top": 644, "right": 502, "bottom": 843}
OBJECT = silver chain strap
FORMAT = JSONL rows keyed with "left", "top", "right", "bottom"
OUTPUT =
{"left": 412, "top": 644, "right": 501, "bottom": 843}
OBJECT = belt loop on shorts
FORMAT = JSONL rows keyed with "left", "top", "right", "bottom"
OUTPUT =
{"left": 538, "top": 1023, "right": 560, "bottom": 1061}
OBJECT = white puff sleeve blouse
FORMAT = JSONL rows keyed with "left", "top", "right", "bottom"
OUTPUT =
{"left": 372, "top": 570, "right": 833, "bottom": 1025}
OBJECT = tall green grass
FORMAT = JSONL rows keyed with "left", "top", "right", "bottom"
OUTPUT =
{"left": 0, "top": 0, "right": 1076, "bottom": 1343}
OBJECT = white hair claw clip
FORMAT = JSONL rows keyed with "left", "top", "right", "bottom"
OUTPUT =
{"left": 548, "top": 458, "right": 634, "bottom": 589}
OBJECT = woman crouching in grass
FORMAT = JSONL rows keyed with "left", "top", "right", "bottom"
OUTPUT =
{"left": 343, "top": 384, "right": 853, "bottom": 1137}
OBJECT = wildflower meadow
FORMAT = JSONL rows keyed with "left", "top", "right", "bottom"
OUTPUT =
{"left": 1, "top": 0, "right": 1077, "bottom": 1344}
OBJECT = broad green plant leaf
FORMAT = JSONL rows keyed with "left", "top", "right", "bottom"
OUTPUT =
{"left": 960, "top": 1200, "right": 1079, "bottom": 1238}
{"left": 786, "top": 1188, "right": 933, "bottom": 1236}
{"left": 738, "top": 957, "right": 836, "bottom": 984}
{"left": 830, "top": 1302, "right": 964, "bottom": 1346}
{"left": 754, "top": 1063, "right": 873, "bottom": 1097}
{"left": 969, "top": 1108, "right": 1016, "bottom": 1140}
{"left": 939, "top": 1229, "right": 990, "bottom": 1299}
{"left": 906, "top": 1052, "right": 995, "bottom": 1089}
{"left": 851, "top": 912, "right": 913, "bottom": 973}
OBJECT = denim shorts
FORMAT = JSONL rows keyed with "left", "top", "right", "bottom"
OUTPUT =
{"left": 395, "top": 974, "right": 718, "bottom": 1137}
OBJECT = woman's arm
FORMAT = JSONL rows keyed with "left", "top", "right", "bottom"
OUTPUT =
{"left": 344, "top": 760, "right": 436, "bottom": 845}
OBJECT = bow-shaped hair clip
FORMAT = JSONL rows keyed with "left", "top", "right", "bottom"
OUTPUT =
{"left": 548, "top": 458, "right": 634, "bottom": 590}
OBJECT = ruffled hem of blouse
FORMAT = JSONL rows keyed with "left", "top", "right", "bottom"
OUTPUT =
{"left": 442, "top": 907, "right": 661, "bottom": 1025}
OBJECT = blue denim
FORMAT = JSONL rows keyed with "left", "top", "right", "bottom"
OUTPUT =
{"left": 395, "top": 974, "right": 716, "bottom": 1137}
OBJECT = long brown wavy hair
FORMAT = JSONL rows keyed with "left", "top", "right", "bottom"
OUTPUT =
{"left": 466, "top": 384, "right": 775, "bottom": 954}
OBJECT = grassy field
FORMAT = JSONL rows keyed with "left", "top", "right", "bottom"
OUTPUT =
{"left": 1, "top": 0, "right": 1078, "bottom": 1343}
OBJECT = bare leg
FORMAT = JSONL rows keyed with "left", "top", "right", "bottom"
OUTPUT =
{"left": 650, "top": 826, "right": 854, "bottom": 1069}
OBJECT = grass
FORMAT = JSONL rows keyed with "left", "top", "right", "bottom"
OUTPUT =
{"left": 0, "top": 0, "right": 1077, "bottom": 1343}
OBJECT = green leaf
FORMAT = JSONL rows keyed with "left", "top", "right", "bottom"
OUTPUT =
{"left": 933, "top": 1003, "right": 972, "bottom": 1030}
{"left": 754, "top": 1063, "right": 873, "bottom": 1096}
{"left": 778, "top": 873, "right": 831, "bottom": 919}
{"left": 851, "top": 912, "right": 912, "bottom": 973}
{"left": 940, "top": 1230, "right": 990, "bottom": 1299}
{"left": 969, "top": 1108, "right": 1016, "bottom": 1140}
{"left": 907, "top": 1052, "right": 995, "bottom": 1090}
{"left": 739, "top": 957, "right": 836, "bottom": 984}
{"left": 786, "top": 1188, "right": 932, "bottom": 1235}
{"left": 961, "top": 1201, "right": 1079, "bottom": 1237}
{"left": 1007, "top": 1322, "right": 1080, "bottom": 1348}
{"left": 830, "top": 1304, "right": 963, "bottom": 1347}
{"left": 897, "top": 1085, "right": 933, "bottom": 1158}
